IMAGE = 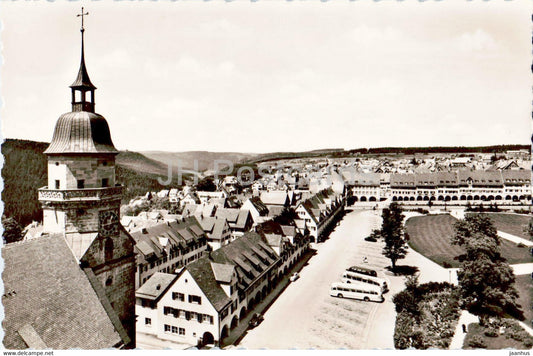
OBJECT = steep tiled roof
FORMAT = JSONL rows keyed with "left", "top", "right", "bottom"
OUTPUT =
{"left": 214, "top": 208, "right": 240, "bottom": 223}
{"left": 198, "top": 217, "right": 228, "bottom": 241}
{"left": 198, "top": 217, "right": 215, "bottom": 232}
{"left": 260, "top": 191, "right": 289, "bottom": 206}
{"left": 265, "top": 233, "right": 282, "bottom": 247}
{"left": 131, "top": 217, "right": 206, "bottom": 262}
{"left": 136, "top": 272, "right": 177, "bottom": 301}
{"left": 2, "top": 234, "right": 123, "bottom": 349}
{"left": 267, "top": 206, "right": 285, "bottom": 217}
{"left": 457, "top": 170, "right": 503, "bottom": 187}
{"left": 388, "top": 170, "right": 530, "bottom": 189}
{"left": 182, "top": 204, "right": 199, "bottom": 217}
{"left": 280, "top": 225, "right": 296, "bottom": 237}
{"left": 186, "top": 258, "right": 231, "bottom": 312}
{"left": 248, "top": 197, "right": 269, "bottom": 215}
{"left": 390, "top": 174, "right": 416, "bottom": 188}
{"left": 236, "top": 210, "right": 251, "bottom": 229}
{"left": 501, "top": 170, "right": 531, "bottom": 185}
{"left": 210, "top": 262, "right": 234, "bottom": 284}
{"left": 341, "top": 172, "right": 380, "bottom": 186}
{"left": 186, "top": 232, "right": 281, "bottom": 311}
{"left": 414, "top": 172, "right": 458, "bottom": 187}
{"left": 215, "top": 208, "right": 251, "bottom": 230}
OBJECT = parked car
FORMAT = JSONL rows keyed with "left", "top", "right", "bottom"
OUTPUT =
{"left": 249, "top": 313, "right": 264, "bottom": 328}
{"left": 364, "top": 235, "right": 377, "bottom": 242}
{"left": 289, "top": 272, "right": 300, "bottom": 282}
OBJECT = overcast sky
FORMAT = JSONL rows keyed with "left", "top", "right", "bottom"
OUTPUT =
{"left": 1, "top": 1, "right": 531, "bottom": 153}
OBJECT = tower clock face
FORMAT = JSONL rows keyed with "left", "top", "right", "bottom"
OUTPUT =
{"left": 99, "top": 210, "right": 119, "bottom": 237}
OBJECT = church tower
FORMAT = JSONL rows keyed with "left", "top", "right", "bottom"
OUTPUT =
{"left": 38, "top": 9, "right": 136, "bottom": 346}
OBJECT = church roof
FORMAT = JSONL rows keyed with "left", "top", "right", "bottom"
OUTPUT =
{"left": 2, "top": 233, "right": 124, "bottom": 349}
{"left": 44, "top": 111, "right": 118, "bottom": 154}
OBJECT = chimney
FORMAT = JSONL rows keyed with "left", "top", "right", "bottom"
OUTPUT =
{"left": 156, "top": 284, "right": 161, "bottom": 290}
{"left": 142, "top": 228, "right": 148, "bottom": 234}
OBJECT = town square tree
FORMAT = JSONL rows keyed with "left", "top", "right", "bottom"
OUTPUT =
{"left": 381, "top": 202, "right": 408, "bottom": 271}
{"left": 524, "top": 217, "right": 533, "bottom": 240}
{"left": 452, "top": 215, "right": 522, "bottom": 326}
{"left": 2, "top": 216, "right": 23, "bottom": 244}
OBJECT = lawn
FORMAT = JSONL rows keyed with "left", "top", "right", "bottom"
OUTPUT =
{"left": 466, "top": 213, "right": 532, "bottom": 240}
{"left": 405, "top": 214, "right": 532, "bottom": 268}
{"left": 463, "top": 322, "right": 533, "bottom": 350}
{"left": 515, "top": 274, "right": 533, "bottom": 328}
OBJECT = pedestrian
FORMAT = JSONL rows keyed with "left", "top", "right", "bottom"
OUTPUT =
{"left": 363, "top": 256, "right": 368, "bottom": 264}
{"left": 462, "top": 324, "right": 467, "bottom": 333}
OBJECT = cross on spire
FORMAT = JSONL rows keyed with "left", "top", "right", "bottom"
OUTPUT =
{"left": 77, "top": 7, "right": 89, "bottom": 32}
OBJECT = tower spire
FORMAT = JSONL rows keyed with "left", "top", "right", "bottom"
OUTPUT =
{"left": 71, "top": 7, "right": 96, "bottom": 112}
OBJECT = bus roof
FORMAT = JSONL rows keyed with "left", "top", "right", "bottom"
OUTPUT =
{"left": 349, "top": 265, "right": 376, "bottom": 273}
{"left": 343, "top": 270, "right": 386, "bottom": 283}
{"left": 331, "top": 281, "right": 381, "bottom": 292}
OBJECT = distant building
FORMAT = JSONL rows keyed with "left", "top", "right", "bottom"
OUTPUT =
{"left": 197, "top": 216, "right": 232, "bottom": 250}
{"left": 260, "top": 191, "right": 290, "bottom": 217}
{"left": 342, "top": 172, "right": 381, "bottom": 203}
{"left": 214, "top": 208, "right": 254, "bottom": 239}
{"left": 197, "top": 190, "right": 228, "bottom": 204}
{"left": 389, "top": 170, "right": 531, "bottom": 203}
{"left": 241, "top": 197, "right": 269, "bottom": 223}
{"left": 295, "top": 188, "right": 345, "bottom": 242}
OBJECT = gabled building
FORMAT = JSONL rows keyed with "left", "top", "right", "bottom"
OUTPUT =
{"left": 342, "top": 172, "right": 381, "bottom": 203}
{"left": 180, "top": 192, "right": 201, "bottom": 207}
{"left": 258, "top": 220, "right": 310, "bottom": 276}
{"left": 132, "top": 217, "right": 208, "bottom": 288}
{"left": 135, "top": 232, "right": 280, "bottom": 348}
{"left": 214, "top": 208, "right": 254, "bottom": 239}
{"left": 295, "top": 188, "right": 345, "bottom": 242}
{"left": 197, "top": 190, "right": 228, "bottom": 204}
{"left": 260, "top": 191, "right": 290, "bottom": 217}
{"left": 197, "top": 216, "right": 232, "bottom": 250}
{"left": 241, "top": 197, "right": 269, "bottom": 224}
{"left": 388, "top": 170, "right": 531, "bottom": 203}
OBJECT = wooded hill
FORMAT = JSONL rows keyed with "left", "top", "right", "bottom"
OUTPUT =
{"left": 1, "top": 139, "right": 185, "bottom": 227}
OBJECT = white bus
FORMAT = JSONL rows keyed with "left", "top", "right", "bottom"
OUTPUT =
{"left": 341, "top": 270, "right": 389, "bottom": 293}
{"left": 330, "top": 282, "right": 384, "bottom": 302}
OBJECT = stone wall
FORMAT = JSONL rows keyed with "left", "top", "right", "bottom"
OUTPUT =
{"left": 48, "top": 155, "right": 115, "bottom": 189}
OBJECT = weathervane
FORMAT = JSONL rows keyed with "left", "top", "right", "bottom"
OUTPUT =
{"left": 77, "top": 7, "right": 89, "bottom": 32}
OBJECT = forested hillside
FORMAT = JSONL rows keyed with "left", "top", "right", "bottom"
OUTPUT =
{"left": 2, "top": 139, "right": 185, "bottom": 227}
{"left": 1, "top": 140, "right": 48, "bottom": 226}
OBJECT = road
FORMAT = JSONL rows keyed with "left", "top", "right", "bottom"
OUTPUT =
{"left": 238, "top": 209, "right": 398, "bottom": 349}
